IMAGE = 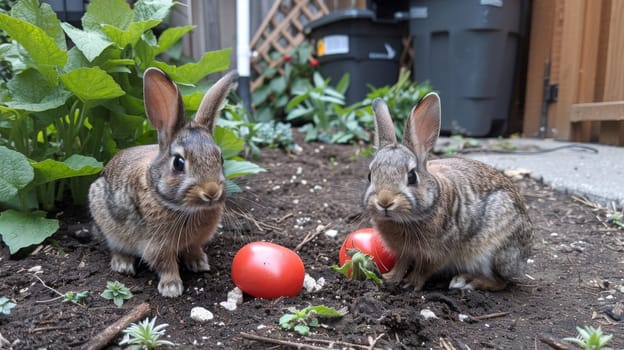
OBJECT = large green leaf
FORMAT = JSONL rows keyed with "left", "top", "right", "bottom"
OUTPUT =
{"left": 214, "top": 125, "right": 244, "bottom": 159}
{"left": 11, "top": 0, "right": 67, "bottom": 51}
{"left": 156, "top": 25, "right": 195, "bottom": 54}
{"left": 153, "top": 48, "right": 232, "bottom": 84}
{"left": 0, "top": 210, "right": 59, "bottom": 254}
{"left": 223, "top": 160, "right": 265, "bottom": 179}
{"left": 60, "top": 67, "right": 125, "bottom": 102}
{"left": 5, "top": 69, "right": 72, "bottom": 112}
{"left": 0, "top": 146, "right": 34, "bottom": 202}
{"left": 102, "top": 20, "right": 160, "bottom": 48}
{"left": 82, "top": 0, "right": 133, "bottom": 32}
{"left": 134, "top": 0, "right": 174, "bottom": 22}
{"left": 0, "top": 13, "right": 66, "bottom": 83}
{"left": 29, "top": 154, "right": 102, "bottom": 187}
{"left": 62, "top": 23, "right": 113, "bottom": 62}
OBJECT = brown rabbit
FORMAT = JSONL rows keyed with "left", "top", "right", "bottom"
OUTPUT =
{"left": 364, "top": 93, "right": 532, "bottom": 291}
{"left": 88, "top": 68, "right": 237, "bottom": 297}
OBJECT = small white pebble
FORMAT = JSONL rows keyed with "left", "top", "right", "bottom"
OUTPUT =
{"left": 484, "top": 323, "right": 490, "bottom": 328}
{"left": 19, "top": 287, "right": 28, "bottom": 294}
{"left": 227, "top": 287, "right": 243, "bottom": 305}
{"left": 527, "top": 259, "right": 534, "bottom": 264}
{"left": 458, "top": 314, "right": 471, "bottom": 322}
{"left": 293, "top": 199, "right": 300, "bottom": 204}
{"left": 190, "top": 307, "right": 214, "bottom": 322}
{"left": 303, "top": 274, "right": 325, "bottom": 293}
{"left": 324, "top": 229, "right": 338, "bottom": 238}
{"left": 419, "top": 309, "right": 438, "bottom": 320}
{"left": 271, "top": 185, "right": 281, "bottom": 191}
{"left": 598, "top": 297, "right": 605, "bottom": 301}
{"left": 296, "top": 167, "right": 303, "bottom": 175}
{"left": 28, "top": 266, "right": 42, "bottom": 273}
{"left": 606, "top": 295, "right": 615, "bottom": 300}
{"left": 313, "top": 185, "right": 322, "bottom": 190}
{"left": 257, "top": 324, "right": 267, "bottom": 330}
{"left": 301, "top": 180, "right": 308, "bottom": 185}
{"left": 550, "top": 232, "right": 559, "bottom": 237}
{"left": 220, "top": 301, "right": 237, "bottom": 311}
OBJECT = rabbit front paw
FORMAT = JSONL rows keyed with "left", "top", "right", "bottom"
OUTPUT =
{"left": 449, "top": 273, "right": 507, "bottom": 291}
{"left": 183, "top": 248, "right": 210, "bottom": 272}
{"left": 449, "top": 275, "right": 475, "bottom": 290}
{"left": 158, "top": 274, "right": 184, "bottom": 297}
{"left": 111, "top": 253, "right": 136, "bottom": 275}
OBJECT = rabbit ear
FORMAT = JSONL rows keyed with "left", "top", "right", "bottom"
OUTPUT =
{"left": 372, "top": 98, "right": 397, "bottom": 148}
{"left": 143, "top": 67, "right": 185, "bottom": 150}
{"left": 403, "top": 92, "right": 441, "bottom": 159}
{"left": 195, "top": 71, "right": 239, "bottom": 132}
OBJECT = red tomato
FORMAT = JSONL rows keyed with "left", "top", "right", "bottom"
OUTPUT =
{"left": 231, "top": 242, "right": 305, "bottom": 299}
{"left": 339, "top": 228, "right": 396, "bottom": 274}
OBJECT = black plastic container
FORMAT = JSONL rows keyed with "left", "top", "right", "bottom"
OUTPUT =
{"left": 304, "top": 9, "right": 407, "bottom": 105}
{"left": 409, "top": 0, "right": 528, "bottom": 136}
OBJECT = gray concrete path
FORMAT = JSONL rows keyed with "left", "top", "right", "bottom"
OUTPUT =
{"left": 438, "top": 138, "right": 624, "bottom": 209}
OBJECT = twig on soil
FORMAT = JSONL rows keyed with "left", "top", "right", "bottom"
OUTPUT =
{"left": 305, "top": 333, "right": 385, "bottom": 350}
{"left": 240, "top": 332, "right": 330, "bottom": 350}
{"left": 294, "top": 224, "right": 329, "bottom": 251}
{"left": 469, "top": 311, "right": 510, "bottom": 321}
{"left": 276, "top": 212, "right": 293, "bottom": 223}
{"left": 439, "top": 337, "right": 457, "bottom": 350}
{"left": 538, "top": 333, "right": 570, "bottom": 350}
{"left": 31, "top": 274, "right": 87, "bottom": 307}
{"left": 82, "top": 302, "right": 150, "bottom": 350}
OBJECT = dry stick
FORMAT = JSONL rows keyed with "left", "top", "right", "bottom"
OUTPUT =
{"left": 469, "top": 311, "right": 510, "bottom": 321}
{"left": 538, "top": 333, "right": 570, "bottom": 350}
{"left": 82, "top": 303, "right": 150, "bottom": 350}
{"left": 303, "top": 335, "right": 385, "bottom": 350}
{"left": 240, "top": 332, "right": 331, "bottom": 350}
{"left": 294, "top": 224, "right": 329, "bottom": 251}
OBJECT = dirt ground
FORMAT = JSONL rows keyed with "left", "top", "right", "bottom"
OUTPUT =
{"left": 1, "top": 134, "right": 623, "bottom": 350}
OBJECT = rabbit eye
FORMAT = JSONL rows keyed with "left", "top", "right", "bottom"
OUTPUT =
{"left": 407, "top": 168, "right": 418, "bottom": 185}
{"left": 172, "top": 154, "right": 185, "bottom": 172}
{"left": 367, "top": 171, "right": 371, "bottom": 182}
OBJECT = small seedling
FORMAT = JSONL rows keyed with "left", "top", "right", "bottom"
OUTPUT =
{"left": 563, "top": 325, "right": 613, "bottom": 350}
{"left": 0, "top": 296, "right": 16, "bottom": 315}
{"left": 101, "top": 281, "right": 133, "bottom": 307}
{"left": 332, "top": 249, "right": 383, "bottom": 286}
{"left": 606, "top": 212, "right": 623, "bottom": 229}
{"left": 279, "top": 305, "right": 347, "bottom": 336}
{"left": 63, "top": 291, "right": 89, "bottom": 304}
{"left": 119, "top": 317, "right": 174, "bottom": 349}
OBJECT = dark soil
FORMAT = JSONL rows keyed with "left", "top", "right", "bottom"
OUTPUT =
{"left": 1, "top": 134, "right": 623, "bottom": 349}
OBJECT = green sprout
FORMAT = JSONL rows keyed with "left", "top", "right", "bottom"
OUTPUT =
{"left": 563, "top": 326, "right": 613, "bottom": 350}
{"left": 63, "top": 291, "right": 89, "bottom": 305}
{"left": 0, "top": 296, "right": 16, "bottom": 315}
{"left": 279, "top": 305, "right": 347, "bottom": 336}
{"left": 119, "top": 317, "right": 174, "bottom": 349}
{"left": 101, "top": 281, "right": 133, "bottom": 307}
{"left": 332, "top": 249, "right": 383, "bottom": 286}
{"left": 606, "top": 212, "right": 624, "bottom": 229}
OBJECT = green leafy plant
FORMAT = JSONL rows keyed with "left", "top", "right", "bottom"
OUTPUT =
{"left": 0, "top": 296, "right": 16, "bottom": 315}
{"left": 359, "top": 68, "right": 433, "bottom": 141}
{"left": 63, "top": 291, "right": 88, "bottom": 305}
{"left": 606, "top": 212, "right": 623, "bottom": 229}
{"left": 279, "top": 305, "right": 347, "bottom": 336}
{"left": 252, "top": 41, "right": 318, "bottom": 122}
{"left": 332, "top": 248, "right": 383, "bottom": 286}
{"left": 0, "top": 0, "right": 262, "bottom": 254}
{"left": 101, "top": 281, "right": 133, "bottom": 307}
{"left": 563, "top": 326, "right": 613, "bottom": 350}
{"left": 119, "top": 317, "right": 174, "bottom": 349}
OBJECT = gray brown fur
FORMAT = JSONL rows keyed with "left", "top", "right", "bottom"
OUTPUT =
{"left": 364, "top": 94, "right": 532, "bottom": 291}
{"left": 88, "top": 68, "right": 238, "bottom": 297}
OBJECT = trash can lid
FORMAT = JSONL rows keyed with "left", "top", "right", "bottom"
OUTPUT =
{"left": 304, "top": 9, "right": 376, "bottom": 34}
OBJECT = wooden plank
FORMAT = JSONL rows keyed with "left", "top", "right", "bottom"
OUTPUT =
{"left": 553, "top": 0, "right": 585, "bottom": 140}
{"left": 600, "top": 0, "right": 624, "bottom": 145}
{"left": 570, "top": 101, "right": 624, "bottom": 122}
{"left": 522, "top": 0, "right": 557, "bottom": 137}
{"left": 571, "top": 0, "right": 604, "bottom": 141}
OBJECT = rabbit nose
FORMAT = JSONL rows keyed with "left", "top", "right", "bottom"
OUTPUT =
{"left": 375, "top": 192, "right": 395, "bottom": 210}
{"left": 201, "top": 182, "right": 222, "bottom": 201}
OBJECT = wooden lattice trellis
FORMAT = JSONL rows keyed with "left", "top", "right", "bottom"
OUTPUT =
{"left": 250, "top": 0, "right": 329, "bottom": 91}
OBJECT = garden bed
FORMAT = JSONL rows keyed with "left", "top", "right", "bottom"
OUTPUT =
{"left": 1, "top": 134, "right": 623, "bottom": 349}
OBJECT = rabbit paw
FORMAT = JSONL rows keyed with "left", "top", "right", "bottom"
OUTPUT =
{"left": 449, "top": 275, "right": 475, "bottom": 290}
{"left": 111, "top": 253, "right": 136, "bottom": 275}
{"left": 158, "top": 275, "right": 184, "bottom": 297}
{"left": 183, "top": 250, "right": 210, "bottom": 272}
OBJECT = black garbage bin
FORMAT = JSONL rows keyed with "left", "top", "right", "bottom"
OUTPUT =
{"left": 409, "top": 0, "right": 528, "bottom": 136}
{"left": 304, "top": 9, "right": 407, "bottom": 105}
